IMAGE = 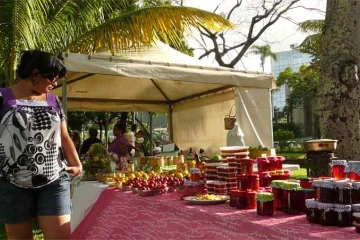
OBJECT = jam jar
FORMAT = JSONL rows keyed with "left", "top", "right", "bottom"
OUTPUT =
{"left": 297, "top": 177, "right": 313, "bottom": 189}
{"left": 237, "top": 174, "right": 248, "bottom": 191}
{"left": 276, "top": 156, "right": 285, "bottom": 170}
{"left": 247, "top": 191, "right": 257, "bottom": 209}
{"left": 317, "top": 202, "right": 336, "bottom": 226}
{"left": 345, "top": 161, "right": 360, "bottom": 181}
{"left": 229, "top": 190, "right": 239, "bottom": 207}
{"left": 330, "top": 160, "right": 347, "bottom": 180}
{"left": 271, "top": 180, "right": 286, "bottom": 211}
{"left": 354, "top": 212, "right": 360, "bottom": 233}
{"left": 267, "top": 156, "right": 277, "bottom": 171}
{"left": 352, "top": 205, "right": 360, "bottom": 224}
{"left": 259, "top": 172, "right": 272, "bottom": 188}
{"left": 312, "top": 180, "right": 323, "bottom": 201}
{"left": 236, "top": 191, "right": 248, "bottom": 209}
{"left": 305, "top": 199, "right": 319, "bottom": 223}
{"left": 319, "top": 180, "right": 335, "bottom": 203}
{"left": 247, "top": 174, "right": 260, "bottom": 191}
{"left": 352, "top": 182, "right": 360, "bottom": 204}
{"left": 334, "top": 181, "right": 352, "bottom": 204}
{"left": 190, "top": 168, "right": 201, "bottom": 182}
{"left": 256, "top": 157, "right": 270, "bottom": 173}
{"left": 239, "top": 158, "right": 254, "bottom": 175}
{"left": 298, "top": 189, "right": 315, "bottom": 213}
{"left": 256, "top": 192, "right": 274, "bottom": 216}
{"left": 334, "top": 204, "right": 352, "bottom": 227}
{"left": 281, "top": 181, "right": 301, "bottom": 214}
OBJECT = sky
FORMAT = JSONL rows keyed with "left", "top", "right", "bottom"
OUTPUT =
{"left": 182, "top": 0, "right": 326, "bottom": 72}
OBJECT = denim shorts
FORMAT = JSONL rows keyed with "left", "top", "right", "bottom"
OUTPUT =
{"left": 0, "top": 171, "right": 72, "bottom": 224}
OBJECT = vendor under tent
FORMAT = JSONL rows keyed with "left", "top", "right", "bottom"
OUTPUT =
{"left": 53, "top": 42, "right": 276, "bottom": 156}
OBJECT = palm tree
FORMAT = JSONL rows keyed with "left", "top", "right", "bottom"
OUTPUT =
{"left": 249, "top": 44, "right": 277, "bottom": 72}
{"left": 0, "top": 0, "right": 232, "bottom": 85}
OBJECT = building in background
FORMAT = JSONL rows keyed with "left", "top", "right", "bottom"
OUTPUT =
{"left": 271, "top": 45, "right": 312, "bottom": 123}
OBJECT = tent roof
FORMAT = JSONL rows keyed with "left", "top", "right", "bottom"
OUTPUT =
{"left": 53, "top": 42, "right": 275, "bottom": 112}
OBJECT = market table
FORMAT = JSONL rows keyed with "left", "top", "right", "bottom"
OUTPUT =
{"left": 71, "top": 188, "right": 359, "bottom": 240}
{"left": 71, "top": 181, "right": 108, "bottom": 233}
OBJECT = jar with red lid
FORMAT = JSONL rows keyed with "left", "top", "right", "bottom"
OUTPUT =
{"left": 229, "top": 190, "right": 239, "bottom": 207}
{"left": 248, "top": 174, "right": 260, "bottom": 191}
{"left": 318, "top": 203, "right": 336, "bottom": 226}
{"left": 334, "top": 181, "right": 352, "bottom": 204}
{"left": 330, "top": 160, "right": 347, "bottom": 180}
{"left": 256, "top": 157, "right": 269, "bottom": 173}
{"left": 319, "top": 180, "right": 335, "bottom": 203}
{"left": 214, "top": 181, "right": 227, "bottom": 195}
{"left": 259, "top": 172, "right": 272, "bottom": 187}
{"left": 206, "top": 180, "right": 215, "bottom": 194}
{"left": 190, "top": 168, "right": 201, "bottom": 182}
{"left": 247, "top": 191, "right": 257, "bottom": 209}
{"left": 237, "top": 174, "right": 248, "bottom": 191}
{"left": 297, "top": 177, "right": 313, "bottom": 189}
{"left": 346, "top": 161, "right": 360, "bottom": 181}
{"left": 305, "top": 199, "right": 319, "bottom": 224}
{"left": 271, "top": 180, "right": 286, "bottom": 210}
{"left": 240, "top": 159, "right": 254, "bottom": 175}
{"left": 256, "top": 192, "right": 274, "bottom": 216}
{"left": 352, "top": 182, "right": 360, "bottom": 204}
{"left": 297, "top": 189, "right": 314, "bottom": 213}
{"left": 312, "top": 180, "right": 322, "bottom": 201}
{"left": 235, "top": 191, "right": 248, "bottom": 209}
{"left": 276, "top": 156, "right": 285, "bottom": 170}
{"left": 267, "top": 156, "right": 277, "bottom": 171}
{"left": 334, "top": 204, "right": 352, "bottom": 227}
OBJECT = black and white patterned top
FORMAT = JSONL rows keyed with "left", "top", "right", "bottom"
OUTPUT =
{"left": 0, "top": 88, "right": 66, "bottom": 188}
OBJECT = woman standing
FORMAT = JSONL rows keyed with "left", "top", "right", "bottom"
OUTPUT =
{"left": 0, "top": 50, "right": 82, "bottom": 239}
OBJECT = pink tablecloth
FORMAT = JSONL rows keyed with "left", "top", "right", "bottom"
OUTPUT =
{"left": 71, "top": 188, "right": 359, "bottom": 240}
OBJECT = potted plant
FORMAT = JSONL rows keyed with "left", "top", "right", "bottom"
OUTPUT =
{"left": 249, "top": 145, "right": 270, "bottom": 159}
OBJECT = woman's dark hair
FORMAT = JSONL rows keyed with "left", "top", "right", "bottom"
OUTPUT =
{"left": 114, "top": 123, "right": 126, "bottom": 134}
{"left": 16, "top": 50, "right": 66, "bottom": 80}
{"left": 89, "top": 127, "right": 98, "bottom": 137}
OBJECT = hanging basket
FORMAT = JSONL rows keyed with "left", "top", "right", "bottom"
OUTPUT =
{"left": 224, "top": 105, "right": 236, "bottom": 130}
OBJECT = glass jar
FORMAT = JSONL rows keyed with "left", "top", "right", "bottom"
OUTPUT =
{"left": 259, "top": 172, "right": 272, "bottom": 188}
{"left": 256, "top": 192, "right": 274, "bottom": 216}
{"left": 352, "top": 182, "right": 360, "bottom": 204}
{"left": 345, "top": 161, "right": 360, "bottom": 181}
{"left": 330, "top": 160, "right": 347, "bottom": 180}
{"left": 271, "top": 180, "right": 286, "bottom": 211}
{"left": 229, "top": 190, "right": 239, "bottom": 207}
{"left": 256, "top": 157, "right": 269, "bottom": 173}
{"left": 312, "top": 180, "right": 323, "bottom": 201}
{"left": 281, "top": 182, "right": 301, "bottom": 214}
{"left": 247, "top": 174, "right": 260, "bottom": 191}
{"left": 239, "top": 159, "right": 254, "bottom": 175}
{"left": 318, "top": 202, "right": 336, "bottom": 226}
{"left": 236, "top": 191, "right": 248, "bottom": 209}
{"left": 297, "top": 177, "right": 313, "bottom": 189}
{"left": 190, "top": 168, "right": 201, "bottom": 182}
{"left": 298, "top": 189, "right": 315, "bottom": 213}
{"left": 334, "top": 181, "right": 352, "bottom": 204}
{"left": 334, "top": 204, "right": 352, "bottom": 227}
{"left": 305, "top": 199, "right": 319, "bottom": 223}
{"left": 267, "top": 156, "right": 277, "bottom": 171}
{"left": 352, "top": 204, "right": 360, "bottom": 223}
{"left": 237, "top": 174, "right": 248, "bottom": 191}
{"left": 319, "top": 180, "right": 335, "bottom": 203}
{"left": 276, "top": 156, "right": 285, "bottom": 170}
{"left": 246, "top": 191, "right": 257, "bottom": 209}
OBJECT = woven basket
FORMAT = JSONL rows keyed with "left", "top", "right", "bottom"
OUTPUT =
{"left": 224, "top": 105, "right": 236, "bottom": 130}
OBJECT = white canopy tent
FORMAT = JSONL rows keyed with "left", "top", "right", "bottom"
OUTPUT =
{"left": 54, "top": 42, "right": 276, "bottom": 156}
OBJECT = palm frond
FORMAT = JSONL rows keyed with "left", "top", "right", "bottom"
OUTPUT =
{"left": 67, "top": 6, "right": 233, "bottom": 53}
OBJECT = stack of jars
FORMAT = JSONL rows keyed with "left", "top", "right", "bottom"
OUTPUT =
{"left": 234, "top": 151, "right": 251, "bottom": 174}
{"left": 217, "top": 166, "right": 237, "bottom": 192}
{"left": 220, "top": 146, "right": 249, "bottom": 161}
{"left": 229, "top": 190, "right": 257, "bottom": 210}
{"left": 204, "top": 163, "right": 224, "bottom": 180}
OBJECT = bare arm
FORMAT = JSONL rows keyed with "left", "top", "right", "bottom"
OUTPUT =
{"left": 61, "top": 121, "right": 82, "bottom": 176}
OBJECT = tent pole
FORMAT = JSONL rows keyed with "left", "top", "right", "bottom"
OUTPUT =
{"left": 149, "top": 112, "right": 153, "bottom": 155}
{"left": 169, "top": 105, "right": 174, "bottom": 143}
{"left": 62, "top": 75, "right": 68, "bottom": 118}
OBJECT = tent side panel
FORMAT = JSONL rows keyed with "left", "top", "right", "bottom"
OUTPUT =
{"left": 235, "top": 87, "right": 273, "bottom": 148}
{"left": 172, "top": 91, "right": 235, "bottom": 157}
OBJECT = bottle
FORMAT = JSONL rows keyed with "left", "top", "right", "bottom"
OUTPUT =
{"left": 188, "top": 148, "right": 194, "bottom": 159}
{"left": 194, "top": 150, "right": 200, "bottom": 163}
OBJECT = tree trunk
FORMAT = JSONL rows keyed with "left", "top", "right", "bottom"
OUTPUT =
{"left": 318, "top": 0, "right": 360, "bottom": 159}
{"left": 303, "top": 99, "right": 313, "bottom": 137}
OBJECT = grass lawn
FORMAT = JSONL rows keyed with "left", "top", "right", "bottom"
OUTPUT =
{"left": 0, "top": 222, "right": 43, "bottom": 240}
{"left": 279, "top": 152, "right": 306, "bottom": 160}
{"left": 290, "top": 168, "right": 307, "bottom": 179}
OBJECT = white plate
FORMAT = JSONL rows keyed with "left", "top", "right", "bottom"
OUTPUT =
{"left": 183, "top": 195, "right": 230, "bottom": 205}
